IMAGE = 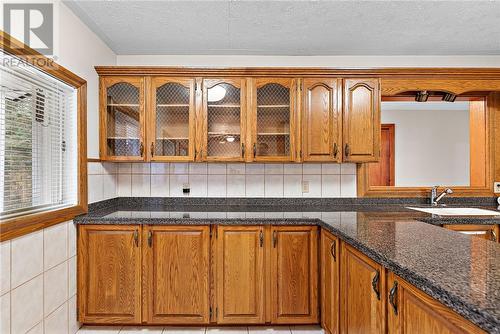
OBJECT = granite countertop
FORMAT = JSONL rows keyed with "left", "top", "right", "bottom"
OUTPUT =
{"left": 74, "top": 197, "right": 500, "bottom": 333}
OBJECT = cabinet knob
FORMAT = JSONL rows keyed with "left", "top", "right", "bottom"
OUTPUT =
{"left": 491, "top": 229, "right": 497, "bottom": 242}
{"left": 253, "top": 143, "right": 257, "bottom": 158}
{"left": 241, "top": 143, "right": 245, "bottom": 158}
{"left": 150, "top": 142, "right": 154, "bottom": 157}
{"left": 344, "top": 143, "right": 350, "bottom": 157}
{"left": 333, "top": 143, "right": 339, "bottom": 158}
{"left": 140, "top": 142, "right": 144, "bottom": 157}
{"left": 133, "top": 230, "right": 139, "bottom": 247}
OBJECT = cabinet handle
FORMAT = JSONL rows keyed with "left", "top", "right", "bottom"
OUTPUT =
{"left": 133, "top": 230, "right": 139, "bottom": 247}
{"left": 491, "top": 229, "right": 497, "bottom": 242}
{"left": 140, "top": 142, "right": 144, "bottom": 157}
{"left": 330, "top": 240, "right": 336, "bottom": 261}
{"left": 241, "top": 143, "right": 245, "bottom": 158}
{"left": 259, "top": 230, "right": 264, "bottom": 247}
{"left": 273, "top": 231, "right": 277, "bottom": 248}
{"left": 372, "top": 270, "right": 380, "bottom": 300}
{"left": 344, "top": 143, "right": 350, "bottom": 157}
{"left": 253, "top": 143, "right": 257, "bottom": 158}
{"left": 148, "top": 230, "right": 153, "bottom": 247}
{"left": 389, "top": 281, "right": 398, "bottom": 315}
{"left": 150, "top": 142, "right": 154, "bottom": 157}
{"left": 333, "top": 143, "right": 339, "bottom": 158}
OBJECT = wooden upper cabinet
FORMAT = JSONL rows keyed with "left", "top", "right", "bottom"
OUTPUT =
{"left": 78, "top": 225, "right": 141, "bottom": 324}
{"left": 343, "top": 78, "right": 381, "bottom": 162}
{"left": 321, "top": 229, "right": 340, "bottom": 334}
{"left": 341, "top": 243, "right": 386, "bottom": 334}
{"left": 249, "top": 78, "right": 297, "bottom": 162}
{"left": 201, "top": 78, "right": 247, "bottom": 161}
{"left": 100, "top": 76, "right": 146, "bottom": 161}
{"left": 302, "top": 78, "right": 342, "bottom": 162}
{"left": 387, "top": 272, "right": 485, "bottom": 334}
{"left": 216, "top": 226, "right": 265, "bottom": 324}
{"left": 143, "top": 226, "right": 210, "bottom": 324}
{"left": 148, "top": 77, "right": 196, "bottom": 161}
{"left": 271, "top": 226, "right": 318, "bottom": 324}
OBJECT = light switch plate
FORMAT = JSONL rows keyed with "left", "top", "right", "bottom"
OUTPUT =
{"left": 494, "top": 182, "right": 500, "bottom": 194}
{"left": 302, "top": 181, "right": 309, "bottom": 193}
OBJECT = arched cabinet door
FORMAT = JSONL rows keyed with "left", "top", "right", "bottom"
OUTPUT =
{"left": 201, "top": 78, "right": 247, "bottom": 161}
{"left": 148, "top": 77, "right": 196, "bottom": 161}
{"left": 100, "top": 76, "right": 146, "bottom": 161}
{"left": 249, "top": 78, "right": 298, "bottom": 162}
{"left": 343, "top": 78, "right": 381, "bottom": 163}
{"left": 302, "top": 78, "right": 342, "bottom": 162}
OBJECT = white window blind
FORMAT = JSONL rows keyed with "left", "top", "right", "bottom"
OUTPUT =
{"left": 0, "top": 51, "right": 78, "bottom": 219}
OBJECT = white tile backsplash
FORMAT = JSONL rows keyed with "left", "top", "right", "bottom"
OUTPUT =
{"left": 88, "top": 161, "right": 357, "bottom": 199}
{"left": 11, "top": 230, "right": 43, "bottom": 288}
{"left": 245, "top": 175, "right": 265, "bottom": 197}
{"left": 1, "top": 219, "right": 79, "bottom": 334}
{"left": 265, "top": 175, "right": 284, "bottom": 197}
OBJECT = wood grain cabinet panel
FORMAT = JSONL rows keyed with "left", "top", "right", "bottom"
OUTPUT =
{"left": 216, "top": 226, "right": 266, "bottom": 324}
{"left": 321, "top": 229, "right": 340, "bottom": 334}
{"left": 201, "top": 78, "right": 248, "bottom": 161}
{"left": 387, "top": 272, "right": 485, "bottom": 334}
{"left": 340, "top": 243, "right": 386, "bottom": 334}
{"left": 147, "top": 77, "right": 196, "bottom": 161}
{"left": 271, "top": 226, "right": 318, "bottom": 324}
{"left": 143, "top": 226, "right": 210, "bottom": 324}
{"left": 249, "top": 78, "right": 298, "bottom": 162}
{"left": 78, "top": 225, "right": 142, "bottom": 324}
{"left": 302, "top": 78, "right": 342, "bottom": 162}
{"left": 99, "top": 76, "right": 146, "bottom": 161}
{"left": 343, "top": 78, "right": 381, "bottom": 163}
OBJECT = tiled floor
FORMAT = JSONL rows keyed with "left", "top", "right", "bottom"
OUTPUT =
{"left": 77, "top": 326, "right": 324, "bottom": 334}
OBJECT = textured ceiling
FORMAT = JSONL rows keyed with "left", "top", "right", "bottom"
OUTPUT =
{"left": 64, "top": 0, "right": 500, "bottom": 55}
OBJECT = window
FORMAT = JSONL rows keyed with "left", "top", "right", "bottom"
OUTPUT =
{"left": 0, "top": 51, "right": 78, "bottom": 219}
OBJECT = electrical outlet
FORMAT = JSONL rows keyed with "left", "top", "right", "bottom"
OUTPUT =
{"left": 302, "top": 181, "right": 309, "bottom": 193}
{"left": 494, "top": 182, "right": 500, "bottom": 194}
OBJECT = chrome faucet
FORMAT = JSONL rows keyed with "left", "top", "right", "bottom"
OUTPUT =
{"left": 430, "top": 186, "right": 453, "bottom": 206}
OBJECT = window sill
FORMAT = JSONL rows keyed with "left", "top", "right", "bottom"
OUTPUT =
{"left": 0, "top": 205, "right": 87, "bottom": 242}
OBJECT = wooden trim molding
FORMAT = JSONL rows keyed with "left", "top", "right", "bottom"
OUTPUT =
{"left": 0, "top": 31, "right": 88, "bottom": 241}
{"left": 96, "top": 66, "right": 500, "bottom": 80}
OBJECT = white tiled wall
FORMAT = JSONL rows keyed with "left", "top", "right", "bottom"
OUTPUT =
{"left": 0, "top": 221, "right": 79, "bottom": 334}
{"left": 88, "top": 162, "right": 357, "bottom": 202}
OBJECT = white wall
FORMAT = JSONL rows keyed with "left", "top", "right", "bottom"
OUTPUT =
{"left": 381, "top": 102, "right": 470, "bottom": 187}
{"left": 57, "top": 2, "right": 116, "bottom": 159}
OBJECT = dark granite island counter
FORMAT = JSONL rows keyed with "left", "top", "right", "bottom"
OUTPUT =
{"left": 75, "top": 198, "right": 500, "bottom": 333}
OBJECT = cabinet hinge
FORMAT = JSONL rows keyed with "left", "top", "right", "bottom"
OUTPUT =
{"left": 216, "top": 227, "right": 218, "bottom": 239}
{"left": 210, "top": 228, "right": 213, "bottom": 238}
{"left": 209, "top": 306, "right": 212, "bottom": 319}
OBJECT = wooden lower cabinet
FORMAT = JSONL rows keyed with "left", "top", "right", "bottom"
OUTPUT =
{"left": 444, "top": 224, "right": 499, "bottom": 242}
{"left": 143, "top": 226, "right": 210, "bottom": 324}
{"left": 216, "top": 226, "right": 265, "bottom": 324}
{"left": 271, "top": 226, "right": 319, "bottom": 324}
{"left": 340, "top": 243, "right": 386, "bottom": 334}
{"left": 321, "top": 230, "right": 340, "bottom": 334}
{"left": 387, "top": 272, "right": 485, "bottom": 334}
{"left": 78, "top": 225, "right": 142, "bottom": 324}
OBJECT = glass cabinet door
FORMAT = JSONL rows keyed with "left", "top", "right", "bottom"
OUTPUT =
{"left": 252, "top": 78, "right": 296, "bottom": 161}
{"left": 101, "top": 77, "right": 145, "bottom": 160}
{"left": 202, "top": 79, "right": 246, "bottom": 161}
{"left": 149, "top": 78, "right": 195, "bottom": 161}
